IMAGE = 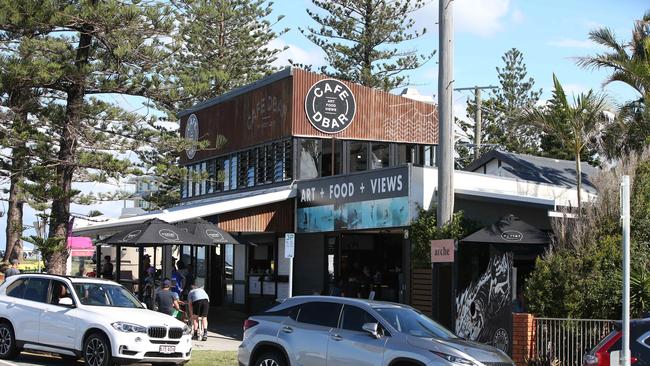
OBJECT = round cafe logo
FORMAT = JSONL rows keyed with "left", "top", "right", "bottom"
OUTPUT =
{"left": 501, "top": 230, "right": 523, "bottom": 241}
{"left": 304, "top": 79, "right": 356, "bottom": 134}
{"left": 185, "top": 114, "right": 199, "bottom": 159}
{"left": 121, "top": 230, "right": 141, "bottom": 242}
{"left": 159, "top": 229, "right": 180, "bottom": 242}
{"left": 205, "top": 229, "right": 225, "bottom": 241}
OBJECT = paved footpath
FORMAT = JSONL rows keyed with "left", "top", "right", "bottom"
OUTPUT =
{"left": 6, "top": 308, "right": 246, "bottom": 365}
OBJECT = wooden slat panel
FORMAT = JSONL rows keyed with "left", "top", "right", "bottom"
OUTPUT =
{"left": 291, "top": 69, "right": 438, "bottom": 144}
{"left": 410, "top": 267, "right": 432, "bottom": 315}
{"left": 180, "top": 76, "right": 294, "bottom": 164}
{"left": 217, "top": 200, "right": 293, "bottom": 233}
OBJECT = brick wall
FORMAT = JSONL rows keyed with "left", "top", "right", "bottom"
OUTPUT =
{"left": 512, "top": 313, "right": 536, "bottom": 366}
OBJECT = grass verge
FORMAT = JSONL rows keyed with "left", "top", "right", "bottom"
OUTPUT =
{"left": 188, "top": 351, "right": 238, "bottom": 366}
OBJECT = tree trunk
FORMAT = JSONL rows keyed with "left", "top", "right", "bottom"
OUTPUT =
{"left": 3, "top": 171, "right": 24, "bottom": 263}
{"left": 47, "top": 21, "right": 94, "bottom": 274}
{"left": 575, "top": 147, "right": 582, "bottom": 215}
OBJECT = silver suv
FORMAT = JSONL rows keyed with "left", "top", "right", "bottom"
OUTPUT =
{"left": 238, "top": 296, "right": 514, "bottom": 366}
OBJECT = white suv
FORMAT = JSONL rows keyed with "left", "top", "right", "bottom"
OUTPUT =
{"left": 0, "top": 274, "right": 192, "bottom": 366}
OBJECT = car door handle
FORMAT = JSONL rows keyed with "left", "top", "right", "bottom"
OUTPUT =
{"left": 330, "top": 334, "right": 342, "bottom": 341}
{"left": 281, "top": 326, "right": 293, "bottom": 334}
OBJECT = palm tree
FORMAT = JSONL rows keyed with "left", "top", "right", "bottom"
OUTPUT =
{"left": 524, "top": 74, "right": 609, "bottom": 214}
{"left": 577, "top": 11, "right": 650, "bottom": 157}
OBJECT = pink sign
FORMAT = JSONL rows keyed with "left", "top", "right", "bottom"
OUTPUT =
{"left": 430, "top": 239, "right": 455, "bottom": 263}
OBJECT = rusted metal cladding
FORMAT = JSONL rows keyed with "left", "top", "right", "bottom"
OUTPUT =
{"left": 179, "top": 77, "right": 293, "bottom": 165}
{"left": 291, "top": 68, "right": 438, "bottom": 144}
{"left": 217, "top": 200, "right": 294, "bottom": 233}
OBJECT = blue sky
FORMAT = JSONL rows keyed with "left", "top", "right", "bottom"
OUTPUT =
{"left": 269, "top": 0, "right": 648, "bottom": 112}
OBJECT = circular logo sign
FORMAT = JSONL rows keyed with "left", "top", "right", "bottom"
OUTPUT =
{"left": 501, "top": 230, "right": 523, "bottom": 241}
{"left": 121, "top": 230, "right": 142, "bottom": 242}
{"left": 185, "top": 114, "right": 199, "bottom": 159}
{"left": 205, "top": 229, "right": 225, "bottom": 242}
{"left": 304, "top": 79, "right": 356, "bottom": 134}
{"left": 159, "top": 229, "right": 180, "bottom": 242}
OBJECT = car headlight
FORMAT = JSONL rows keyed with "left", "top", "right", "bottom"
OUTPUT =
{"left": 431, "top": 351, "right": 478, "bottom": 366}
{"left": 183, "top": 325, "right": 192, "bottom": 335}
{"left": 112, "top": 322, "right": 147, "bottom": 333}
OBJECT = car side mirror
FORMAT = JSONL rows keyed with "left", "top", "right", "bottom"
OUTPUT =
{"left": 362, "top": 323, "right": 381, "bottom": 339}
{"left": 58, "top": 297, "right": 74, "bottom": 307}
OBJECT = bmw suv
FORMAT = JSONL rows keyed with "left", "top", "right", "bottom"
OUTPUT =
{"left": 0, "top": 274, "right": 192, "bottom": 366}
{"left": 238, "top": 296, "right": 514, "bottom": 366}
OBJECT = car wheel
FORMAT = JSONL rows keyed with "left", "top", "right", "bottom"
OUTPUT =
{"left": 254, "top": 351, "right": 285, "bottom": 366}
{"left": 0, "top": 322, "right": 19, "bottom": 359}
{"left": 83, "top": 333, "right": 113, "bottom": 366}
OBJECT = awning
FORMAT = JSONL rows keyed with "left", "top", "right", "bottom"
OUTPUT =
{"left": 73, "top": 186, "right": 295, "bottom": 237}
{"left": 461, "top": 215, "right": 550, "bottom": 245}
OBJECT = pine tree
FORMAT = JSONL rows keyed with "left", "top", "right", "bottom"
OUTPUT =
{"left": 471, "top": 48, "right": 543, "bottom": 154}
{"left": 140, "top": 0, "right": 288, "bottom": 209}
{"left": 0, "top": 0, "right": 176, "bottom": 274}
{"left": 300, "top": 0, "right": 434, "bottom": 91}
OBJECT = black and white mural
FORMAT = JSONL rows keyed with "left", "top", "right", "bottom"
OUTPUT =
{"left": 455, "top": 252, "right": 513, "bottom": 354}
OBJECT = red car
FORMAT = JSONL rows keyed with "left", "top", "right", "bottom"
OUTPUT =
{"left": 584, "top": 319, "right": 650, "bottom": 366}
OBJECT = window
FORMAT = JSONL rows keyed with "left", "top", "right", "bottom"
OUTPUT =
{"left": 6, "top": 279, "right": 26, "bottom": 299}
{"left": 396, "top": 144, "right": 417, "bottom": 165}
{"left": 297, "top": 301, "right": 342, "bottom": 328}
{"left": 349, "top": 141, "right": 368, "bottom": 172}
{"left": 20, "top": 278, "right": 49, "bottom": 303}
{"left": 322, "top": 139, "right": 334, "bottom": 177}
{"left": 194, "top": 164, "right": 201, "bottom": 196}
{"left": 49, "top": 280, "right": 73, "bottom": 306}
{"left": 201, "top": 162, "right": 207, "bottom": 194}
{"left": 340, "top": 305, "right": 379, "bottom": 332}
{"left": 265, "top": 305, "right": 301, "bottom": 320}
{"left": 371, "top": 143, "right": 390, "bottom": 169}
{"left": 229, "top": 154, "right": 238, "bottom": 190}
{"left": 374, "top": 307, "right": 457, "bottom": 339}
{"left": 298, "top": 139, "right": 320, "bottom": 179}
{"left": 423, "top": 145, "right": 436, "bottom": 167}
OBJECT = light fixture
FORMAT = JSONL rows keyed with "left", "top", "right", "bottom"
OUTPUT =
{"left": 357, "top": 155, "right": 362, "bottom": 159}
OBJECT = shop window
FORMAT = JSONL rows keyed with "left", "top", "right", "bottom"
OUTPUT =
{"left": 264, "top": 145, "right": 274, "bottom": 184}
{"left": 201, "top": 161, "right": 207, "bottom": 195}
{"left": 187, "top": 165, "right": 194, "bottom": 198}
{"left": 371, "top": 142, "right": 390, "bottom": 169}
{"left": 349, "top": 141, "right": 368, "bottom": 172}
{"left": 194, "top": 164, "right": 201, "bottom": 196}
{"left": 423, "top": 145, "right": 437, "bottom": 167}
{"left": 334, "top": 139, "right": 343, "bottom": 175}
{"left": 298, "top": 139, "right": 320, "bottom": 179}
{"left": 322, "top": 139, "right": 333, "bottom": 177}
{"left": 223, "top": 158, "right": 231, "bottom": 191}
{"left": 396, "top": 144, "right": 417, "bottom": 165}
{"left": 230, "top": 154, "right": 238, "bottom": 189}
{"left": 214, "top": 158, "right": 224, "bottom": 192}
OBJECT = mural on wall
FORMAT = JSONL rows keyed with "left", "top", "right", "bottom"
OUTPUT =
{"left": 455, "top": 252, "right": 513, "bottom": 354}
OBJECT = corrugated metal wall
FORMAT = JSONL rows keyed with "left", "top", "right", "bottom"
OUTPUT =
{"left": 217, "top": 200, "right": 294, "bottom": 233}
{"left": 291, "top": 68, "right": 438, "bottom": 144}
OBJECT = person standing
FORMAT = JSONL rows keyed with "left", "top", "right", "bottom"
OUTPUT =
{"left": 188, "top": 282, "right": 210, "bottom": 341}
{"left": 4, "top": 259, "right": 20, "bottom": 278}
{"left": 101, "top": 255, "right": 114, "bottom": 280}
{"left": 155, "top": 279, "right": 179, "bottom": 316}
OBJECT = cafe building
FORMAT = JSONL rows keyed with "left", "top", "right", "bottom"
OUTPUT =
{"left": 73, "top": 67, "right": 588, "bottom": 319}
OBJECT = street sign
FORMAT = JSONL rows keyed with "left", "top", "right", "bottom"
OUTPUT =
{"left": 430, "top": 239, "right": 454, "bottom": 263}
{"left": 285, "top": 233, "right": 295, "bottom": 259}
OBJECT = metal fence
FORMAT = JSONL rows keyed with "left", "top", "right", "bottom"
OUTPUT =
{"left": 534, "top": 317, "right": 615, "bottom": 366}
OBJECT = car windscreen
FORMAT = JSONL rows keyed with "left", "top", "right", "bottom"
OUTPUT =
{"left": 374, "top": 307, "right": 457, "bottom": 339}
{"left": 73, "top": 283, "right": 143, "bottom": 308}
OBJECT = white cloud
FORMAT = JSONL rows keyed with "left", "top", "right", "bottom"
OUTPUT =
{"left": 414, "top": 0, "right": 512, "bottom": 38}
{"left": 268, "top": 38, "right": 326, "bottom": 68}
{"left": 511, "top": 9, "right": 525, "bottom": 24}
{"left": 547, "top": 38, "right": 597, "bottom": 49}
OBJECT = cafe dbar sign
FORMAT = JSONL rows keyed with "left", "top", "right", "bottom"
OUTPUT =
{"left": 305, "top": 79, "right": 356, "bottom": 134}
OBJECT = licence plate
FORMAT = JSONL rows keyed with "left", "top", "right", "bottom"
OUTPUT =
{"left": 159, "top": 345, "right": 175, "bottom": 354}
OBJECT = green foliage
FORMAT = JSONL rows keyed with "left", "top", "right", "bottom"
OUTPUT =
{"left": 578, "top": 11, "right": 650, "bottom": 158}
{"left": 299, "top": 0, "right": 434, "bottom": 91}
{"left": 525, "top": 157, "right": 650, "bottom": 319}
{"left": 410, "top": 209, "right": 480, "bottom": 268}
{"left": 461, "top": 48, "right": 542, "bottom": 160}
{"left": 22, "top": 236, "right": 65, "bottom": 266}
